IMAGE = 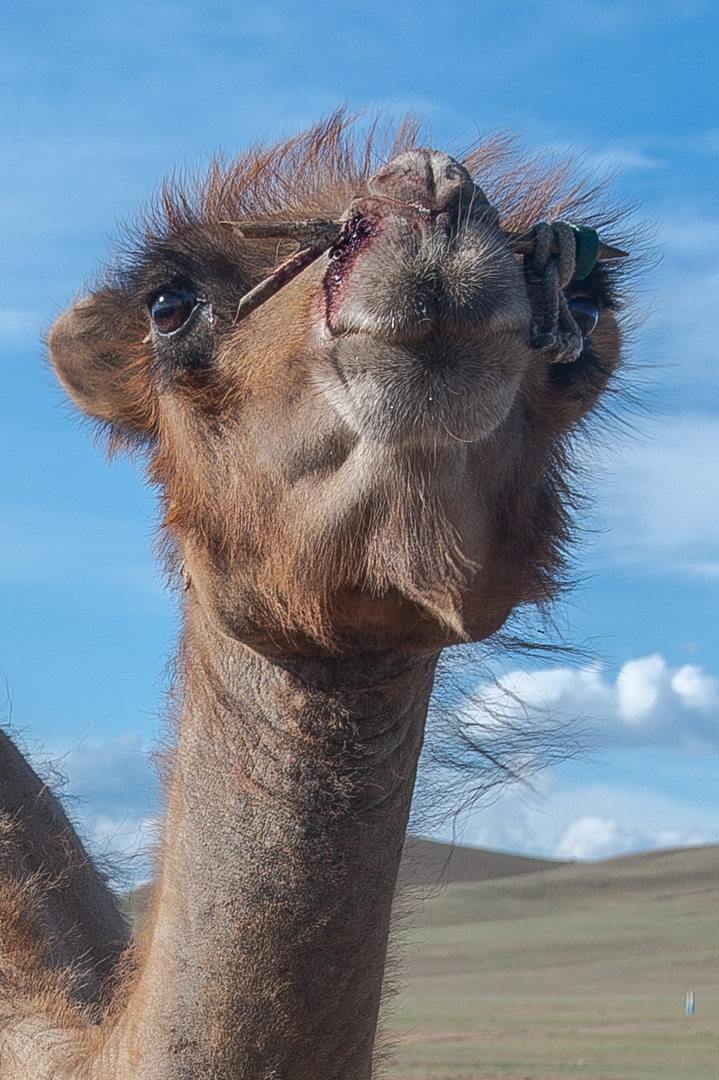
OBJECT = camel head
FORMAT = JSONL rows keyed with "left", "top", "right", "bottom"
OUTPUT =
{"left": 47, "top": 118, "right": 628, "bottom": 657}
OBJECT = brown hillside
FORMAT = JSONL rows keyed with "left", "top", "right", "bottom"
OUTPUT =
{"left": 125, "top": 842, "right": 719, "bottom": 935}
{"left": 391, "top": 845, "right": 719, "bottom": 1078}
{"left": 399, "top": 837, "right": 567, "bottom": 887}
{"left": 414, "top": 842, "right": 719, "bottom": 927}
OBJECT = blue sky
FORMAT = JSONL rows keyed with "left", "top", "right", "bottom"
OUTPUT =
{"left": 1, "top": 0, "right": 718, "bottom": 874}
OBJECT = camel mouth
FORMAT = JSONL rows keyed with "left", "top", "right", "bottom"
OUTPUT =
{"left": 311, "top": 198, "right": 533, "bottom": 447}
{"left": 306, "top": 148, "right": 535, "bottom": 446}
{"left": 317, "top": 197, "right": 528, "bottom": 345}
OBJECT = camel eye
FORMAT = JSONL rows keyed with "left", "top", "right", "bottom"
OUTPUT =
{"left": 567, "top": 294, "right": 599, "bottom": 338}
{"left": 150, "top": 291, "right": 197, "bottom": 335}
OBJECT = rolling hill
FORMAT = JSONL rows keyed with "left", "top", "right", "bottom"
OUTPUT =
{"left": 399, "top": 837, "right": 568, "bottom": 887}
{"left": 389, "top": 842, "right": 719, "bottom": 1079}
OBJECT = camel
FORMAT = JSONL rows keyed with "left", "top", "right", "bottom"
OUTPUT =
{"left": 0, "top": 115, "right": 634, "bottom": 1079}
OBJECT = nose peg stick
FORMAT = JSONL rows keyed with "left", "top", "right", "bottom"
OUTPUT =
{"left": 221, "top": 217, "right": 628, "bottom": 325}
{"left": 221, "top": 220, "right": 342, "bottom": 324}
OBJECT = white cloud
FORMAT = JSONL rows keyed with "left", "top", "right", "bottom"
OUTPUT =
{"left": 588, "top": 145, "right": 667, "bottom": 172}
{"left": 617, "top": 655, "right": 667, "bottom": 723}
{"left": 476, "top": 654, "right": 719, "bottom": 753}
{"left": 422, "top": 651, "right": 719, "bottom": 860}
{"left": 23, "top": 650, "right": 719, "bottom": 877}
{"left": 457, "top": 777, "right": 716, "bottom": 861}
{"left": 555, "top": 816, "right": 620, "bottom": 860}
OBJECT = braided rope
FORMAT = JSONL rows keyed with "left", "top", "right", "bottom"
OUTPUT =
{"left": 527, "top": 221, "right": 584, "bottom": 364}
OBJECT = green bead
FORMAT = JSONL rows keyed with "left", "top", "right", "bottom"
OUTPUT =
{"left": 570, "top": 224, "right": 600, "bottom": 281}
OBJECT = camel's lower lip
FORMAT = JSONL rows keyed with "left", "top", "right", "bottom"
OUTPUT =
{"left": 311, "top": 326, "right": 527, "bottom": 448}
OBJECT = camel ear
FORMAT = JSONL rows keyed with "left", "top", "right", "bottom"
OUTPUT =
{"left": 48, "top": 291, "right": 158, "bottom": 434}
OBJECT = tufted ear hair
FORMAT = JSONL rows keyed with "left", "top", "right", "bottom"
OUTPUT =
{"left": 48, "top": 290, "right": 159, "bottom": 435}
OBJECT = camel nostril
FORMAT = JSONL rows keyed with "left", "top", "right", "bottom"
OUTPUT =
{"left": 362, "top": 149, "right": 492, "bottom": 220}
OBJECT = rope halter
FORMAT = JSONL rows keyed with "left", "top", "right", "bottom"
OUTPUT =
{"left": 527, "top": 221, "right": 601, "bottom": 364}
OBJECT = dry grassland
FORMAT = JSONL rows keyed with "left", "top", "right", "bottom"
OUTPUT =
{"left": 385, "top": 845, "right": 719, "bottom": 1079}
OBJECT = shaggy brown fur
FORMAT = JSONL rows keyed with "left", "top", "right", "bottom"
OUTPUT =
{"left": 0, "top": 114, "right": 637, "bottom": 1079}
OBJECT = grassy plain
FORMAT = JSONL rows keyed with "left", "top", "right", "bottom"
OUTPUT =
{"left": 384, "top": 845, "right": 719, "bottom": 1080}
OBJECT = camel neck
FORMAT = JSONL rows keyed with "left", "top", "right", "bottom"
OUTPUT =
{"left": 103, "top": 610, "right": 439, "bottom": 1080}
